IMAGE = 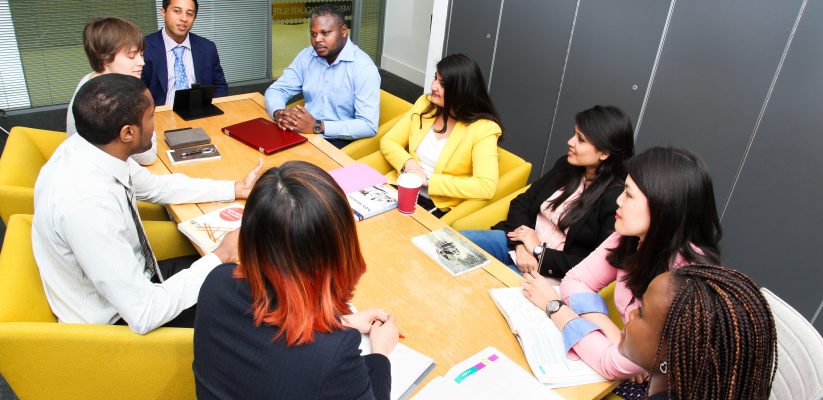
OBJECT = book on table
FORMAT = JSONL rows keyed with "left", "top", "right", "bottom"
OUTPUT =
{"left": 411, "top": 346, "right": 563, "bottom": 400}
{"left": 329, "top": 163, "right": 397, "bottom": 221}
{"left": 488, "top": 287, "right": 607, "bottom": 388}
{"left": 177, "top": 203, "right": 244, "bottom": 252}
{"left": 411, "top": 228, "right": 489, "bottom": 276}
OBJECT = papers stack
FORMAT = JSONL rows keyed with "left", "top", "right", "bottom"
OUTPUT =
{"left": 411, "top": 347, "right": 563, "bottom": 400}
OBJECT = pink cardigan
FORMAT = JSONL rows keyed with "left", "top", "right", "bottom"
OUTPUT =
{"left": 559, "top": 232, "right": 686, "bottom": 379}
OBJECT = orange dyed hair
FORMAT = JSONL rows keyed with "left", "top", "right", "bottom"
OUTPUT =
{"left": 234, "top": 161, "right": 366, "bottom": 346}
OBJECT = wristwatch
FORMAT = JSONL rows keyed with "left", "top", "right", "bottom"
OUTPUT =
{"left": 312, "top": 120, "right": 324, "bottom": 134}
{"left": 545, "top": 299, "right": 566, "bottom": 318}
{"left": 532, "top": 244, "right": 544, "bottom": 258}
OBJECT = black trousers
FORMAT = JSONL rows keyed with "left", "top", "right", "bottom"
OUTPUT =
{"left": 325, "top": 137, "right": 353, "bottom": 149}
{"left": 416, "top": 195, "right": 448, "bottom": 218}
{"left": 115, "top": 254, "right": 201, "bottom": 328}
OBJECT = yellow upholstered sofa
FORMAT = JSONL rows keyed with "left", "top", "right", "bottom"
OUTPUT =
{"left": 286, "top": 90, "right": 413, "bottom": 160}
{"left": 0, "top": 127, "right": 168, "bottom": 224}
{"left": 0, "top": 214, "right": 198, "bottom": 399}
{"left": 359, "top": 147, "right": 531, "bottom": 227}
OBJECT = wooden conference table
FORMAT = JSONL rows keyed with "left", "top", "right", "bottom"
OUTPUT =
{"left": 148, "top": 93, "right": 617, "bottom": 399}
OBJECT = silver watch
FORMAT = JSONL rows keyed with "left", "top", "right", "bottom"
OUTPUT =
{"left": 545, "top": 299, "right": 566, "bottom": 318}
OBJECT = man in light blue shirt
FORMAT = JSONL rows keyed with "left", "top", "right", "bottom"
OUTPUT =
{"left": 265, "top": 4, "right": 380, "bottom": 149}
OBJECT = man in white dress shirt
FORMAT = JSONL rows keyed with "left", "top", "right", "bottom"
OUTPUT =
{"left": 32, "top": 74, "right": 260, "bottom": 334}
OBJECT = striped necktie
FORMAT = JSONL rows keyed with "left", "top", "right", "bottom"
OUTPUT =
{"left": 124, "top": 179, "right": 163, "bottom": 282}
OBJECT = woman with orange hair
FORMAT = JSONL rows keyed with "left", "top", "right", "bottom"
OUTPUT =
{"left": 193, "top": 160, "right": 399, "bottom": 400}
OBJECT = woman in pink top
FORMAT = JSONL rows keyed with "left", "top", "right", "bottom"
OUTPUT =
{"left": 522, "top": 147, "right": 722, "bottom": 387}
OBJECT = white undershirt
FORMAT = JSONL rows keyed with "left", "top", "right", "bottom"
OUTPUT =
{"left": 415, "top": 128, "right": 448, "bottom": 198}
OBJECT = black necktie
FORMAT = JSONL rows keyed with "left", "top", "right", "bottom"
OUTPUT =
{"left": 124, "top": 179, "right": 163, "bottom": 282}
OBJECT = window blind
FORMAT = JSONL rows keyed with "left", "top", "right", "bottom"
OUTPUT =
{"left": 358, "top": 0, "right": 384, "bottom": 65}
{"left": 155, "top": 0, "right": 270, "bottom": 84}
{"left": 0, "top": 0, "right": 29, "bottom": 109}
{"left": 5, "top": 0, "right": 157, "bottom": 108}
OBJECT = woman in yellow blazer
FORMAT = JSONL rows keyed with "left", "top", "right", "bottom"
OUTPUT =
{"left": 381, "top": 54, "right": 503, "bottom": 216}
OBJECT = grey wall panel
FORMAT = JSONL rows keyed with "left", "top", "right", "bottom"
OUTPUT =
{"left": 635, "top": 0, "right": 803, "bottom": 206}
{"left": 721, "top": 0, "right": 822, "bottom": 322}
{"left": 487, "top": 0, "right": 577, "bottom": 181}
{"left": 543, "top": 0, "right": 671, "bottom": 175}
{"left": 444, "top": 0, "right": 502, "bottom": 81}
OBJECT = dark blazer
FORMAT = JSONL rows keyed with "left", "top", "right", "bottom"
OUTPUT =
{"left": 194, "top": 264, "right": 391, "bottom": 400}
{"left": 492, "top": 156, "right": 622, "bottom": 279}
{"left": 141, "top": 30, "right": 228, "bottom": 106}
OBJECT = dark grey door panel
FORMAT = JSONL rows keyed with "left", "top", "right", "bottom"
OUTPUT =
{"left": 543, "top": 0, "right": 671, "bottom": 174}
{"left": 635, "top": 0, "right": 803, "bottom": 207}
{"left": 487, "top": 0, "right": 577, "bottom": 180}
{"left": 444, "top": 0, "right": 502, "bottom": 81}
{"left": 721, "top": 0, "right": 821, "bottom": 323}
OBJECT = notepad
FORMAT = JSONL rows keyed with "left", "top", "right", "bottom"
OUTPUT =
{"left": 411, "top": 347, "right": 563, "bottom": 400}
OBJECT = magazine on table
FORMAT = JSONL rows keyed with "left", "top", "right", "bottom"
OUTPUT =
{"left": 329, "top": 163, "right": 397, "bottom": 220}
{"left": 346, "top": 184, "right": 398, "bottom": 220}
{"left": 411, "top": 228, "right": 489, "bottom": 276}
{"left": 177, "top": 203, "right": 243, "bottom": 252}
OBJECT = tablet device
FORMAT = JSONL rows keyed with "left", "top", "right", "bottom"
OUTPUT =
{"left": 221, "top": 117, "right": 307, "bottom": 154}
{"left": 173, "top": 84, "right": 224, "bottom": 121}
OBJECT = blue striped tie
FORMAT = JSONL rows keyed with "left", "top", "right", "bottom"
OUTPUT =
{"left": 172, "top": 45, "right": 189, "bottom": 91}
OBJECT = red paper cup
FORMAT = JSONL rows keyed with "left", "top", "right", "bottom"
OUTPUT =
{"left": 397, "top": 173, "right": 423, "bottom": 214}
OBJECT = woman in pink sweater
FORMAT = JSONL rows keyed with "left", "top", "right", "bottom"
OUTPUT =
{"left": 522, "top": 147, "right": 722, "bottom": 386}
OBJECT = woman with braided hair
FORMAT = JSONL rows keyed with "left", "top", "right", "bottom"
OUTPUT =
{"left": 522, "top": 147, "right": 722, "bottom": 390}
{"left": 619, "top": 264, "right": 777, "bottom": 399}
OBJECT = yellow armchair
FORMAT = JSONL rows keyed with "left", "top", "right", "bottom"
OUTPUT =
{"left": 0, "top": 127, "right": 168, "bottom": 224}
{"left": 450, "top": 185, "right": 530, "bottom": 231}
{"left": 0, "top": 214, "right": 198, "bottom": 399}
{"left": 341, "top": 91, "right": 413, "bottom": 160}
{"left": 285, "top": 90, "right": 413, "bottom": 160}
{"left": 358, "top": 147, "right": 531, "bottom": 227}
{"left": 440, "top": 148, "right": 531, "bottom": 226}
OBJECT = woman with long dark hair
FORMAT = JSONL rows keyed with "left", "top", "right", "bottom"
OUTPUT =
{"left": 462, "top": 105, "right": 634, "bottom": 281}
{"left": 193, "top": 161, "right": 399, "bottom": 399}
{"left": 619, "top": 264, "right": 777, "bottom": 400}
{"left": 380, "top": 53, "right": 503, "bottom": 216}
{"left": 521, "top": 147, "right": 722, "bottom": 382}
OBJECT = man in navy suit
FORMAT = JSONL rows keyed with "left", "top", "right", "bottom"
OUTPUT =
{"left": 141, "top": 0, "right": 227, "bottom": 106}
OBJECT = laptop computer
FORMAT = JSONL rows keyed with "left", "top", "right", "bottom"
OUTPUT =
{"left": 173, "top": 84, "right": 224, "bottom": 121}
{"left": 221, "top": 117, "right": 308, "bottom": 154}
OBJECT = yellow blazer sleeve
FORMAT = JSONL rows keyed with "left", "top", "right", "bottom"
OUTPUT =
{"left": 380, "top": 95, "right": 430, "bottom": 172}
{"left": 429, "top": 120, "right": 501, "bottom": 205}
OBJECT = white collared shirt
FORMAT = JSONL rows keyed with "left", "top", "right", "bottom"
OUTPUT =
{"left": 32, "top": 134, "right": 234, "bottom": 334}
{"left": 162, "top": 28, "right": 197, "bottom": 106}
